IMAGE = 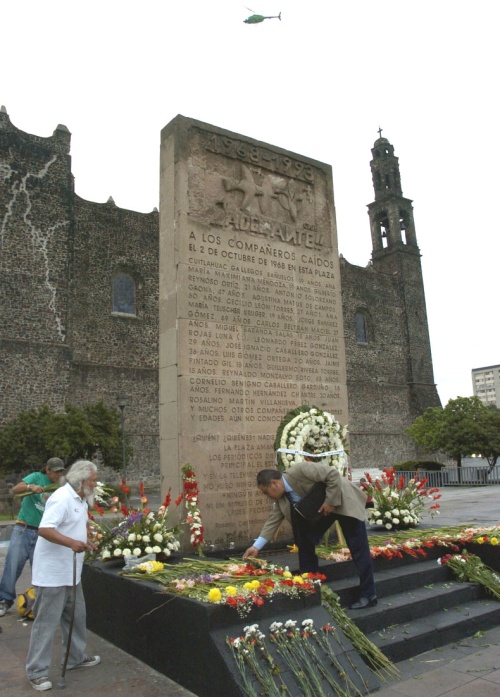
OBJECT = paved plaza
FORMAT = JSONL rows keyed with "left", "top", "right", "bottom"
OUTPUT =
{"left": 0, "top": 485, "right": 499, "bottom": 696}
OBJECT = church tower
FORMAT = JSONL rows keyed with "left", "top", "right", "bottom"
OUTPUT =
{"left": 367, "top": 132, "right": 440, "bottom": 414}
{"left": 368, "top": 132, "right": 418, "bottom": 258}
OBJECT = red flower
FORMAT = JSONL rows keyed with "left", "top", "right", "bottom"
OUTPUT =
{"left": 93, "top": 504, "right": 105, "bottom": 516}
{"left": 162, "top": 488, "right": 172, "bottom": 508}
{"left": 175, "top": 494, "right": 184, "bottom": 506}
{"left": 280, "top": 579, "right": 294, "bottom": 587}
{"left": 120, "top": 481, "right": 130, "bottom": 494}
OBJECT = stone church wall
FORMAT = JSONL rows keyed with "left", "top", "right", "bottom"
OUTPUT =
{"left": 0, "top": 107, "right": 439, "bottom": 479}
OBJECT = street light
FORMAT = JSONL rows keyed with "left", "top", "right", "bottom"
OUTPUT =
{"left": 116, "top": 394, "right": 129, "bottom": 485}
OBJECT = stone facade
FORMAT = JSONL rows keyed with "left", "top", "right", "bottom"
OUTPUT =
{"left": 0, "top": 107, "right": 440, "bottom": 480}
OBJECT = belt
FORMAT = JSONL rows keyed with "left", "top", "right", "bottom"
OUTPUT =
{"left": 16, "top": 521, "right": 38, "bottom": 531}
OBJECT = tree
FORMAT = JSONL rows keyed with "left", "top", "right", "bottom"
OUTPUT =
{"left": 0, "top": 402, "right": 131, "bottom": 474}
{"left": 406, "top": 396, "right": 496, "bottom": 469}
{"left": 477, "top": 405, "right": 500, "bottom": 471}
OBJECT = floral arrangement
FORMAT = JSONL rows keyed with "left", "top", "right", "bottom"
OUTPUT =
{"left": 227, "top": 616, "right": 389, "bottom": 697}
{"left": 122, "top": 557, "right": 325, "bottom": 618}
{"left": 175, "top": 463, "right": 204, "bottom": 554}
{"left": 274, "top": 405, "right": 348, "bottom": 472}
{"left": 438, "top": 551, "right": 500, "bottom": 600}
{"left": 87, "top": 464, "right": 206, "bottom": 561}
{"left": 88, "top": 484, "right": 181, "bottom": 560}
{"left": 364, "top": 468, "right": 441, "bottom": 530}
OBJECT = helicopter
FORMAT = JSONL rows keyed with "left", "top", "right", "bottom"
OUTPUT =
{"left": 244, "top": 9, "right": 281, "bottom": 24}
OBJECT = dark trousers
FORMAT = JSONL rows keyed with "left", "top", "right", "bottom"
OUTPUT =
{"left": 290, "top": 508, "right": 376, "bottom": 599}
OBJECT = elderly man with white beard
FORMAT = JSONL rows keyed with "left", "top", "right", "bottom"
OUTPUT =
{"left": 25, "top": 460, "right": 100, "bottom": 692}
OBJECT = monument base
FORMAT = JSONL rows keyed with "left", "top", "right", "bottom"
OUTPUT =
{"left": 82, "top": 560, "right": 380, "bottom": 697}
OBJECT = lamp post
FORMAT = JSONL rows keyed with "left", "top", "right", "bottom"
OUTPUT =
{"left": 116, "top": 394, "right": 129, "bottom": 485}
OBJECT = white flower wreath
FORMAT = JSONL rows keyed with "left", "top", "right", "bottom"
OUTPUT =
{"left": 274, "top": 405, "right": 348, "bottom": 473}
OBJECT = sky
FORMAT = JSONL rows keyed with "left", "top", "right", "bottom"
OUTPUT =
{"left": 3, "top": 0, "right": 499, "bottom": 406}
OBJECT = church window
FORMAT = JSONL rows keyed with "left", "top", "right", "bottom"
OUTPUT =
{"left": 355, "top": 313, "right": 368, "bottom": 344}
{"left": 112, "top": 273, "right": 136, "bottom": 315}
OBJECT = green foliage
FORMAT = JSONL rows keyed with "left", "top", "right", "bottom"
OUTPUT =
{"left": 0, "top": 402, "right": 131, "bottom": 473}
{"left": 407, "top": 396, "right": 500, "bottom": 469}
{"left": 393, "top": 460, "right": 444, "bottom": 471}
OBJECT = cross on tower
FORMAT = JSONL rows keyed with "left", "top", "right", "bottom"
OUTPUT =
{"left": 377, "top": 127, "right": 383, "bottom": 138}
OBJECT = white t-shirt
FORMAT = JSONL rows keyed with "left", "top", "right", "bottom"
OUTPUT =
{"left": 32, "top": 482, "right": 88, "bottom": 587}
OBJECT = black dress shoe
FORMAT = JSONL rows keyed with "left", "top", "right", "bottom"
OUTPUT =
{"left": 349, "top": 596, "right": 378, "bottom": 610}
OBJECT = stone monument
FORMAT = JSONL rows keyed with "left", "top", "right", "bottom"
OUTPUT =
{"left": 159, "top": 116, "right": 348, "bottom": 546}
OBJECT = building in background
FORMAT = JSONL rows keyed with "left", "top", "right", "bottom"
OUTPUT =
{"left": 472, "top": 365, "right": 500, "bottom": 408}
{"left": 0, "top": 107, "right": 440, "bottom": 475}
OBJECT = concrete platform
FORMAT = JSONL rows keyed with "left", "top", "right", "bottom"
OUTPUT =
{"left": 1, "top": 485, "right": 499, "bottom": 695}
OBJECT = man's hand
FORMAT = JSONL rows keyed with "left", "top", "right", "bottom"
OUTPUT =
{"left": 243, "top": 545, "right": 259, "bottom": 560}
{"left": 69, "top": 539, "right": 94, "bottom": 553}
{"left": 319, "top": 502, "right": 335, "bottom": 516}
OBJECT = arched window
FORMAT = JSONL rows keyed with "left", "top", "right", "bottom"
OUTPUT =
{"left": 112, "top": 273, "right": 136, "bottom": 315}
{"left": 355, "top": 313, "right": 368, "bottom": 344}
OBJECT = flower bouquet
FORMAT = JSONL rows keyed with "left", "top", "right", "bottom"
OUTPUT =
{"left": 274, "top": 405, "right": 348, "bottom": 472}
{"left": 438, "top": 551, "right": 500, "bottom": 600}
{"left": 364, "top": 468, "right": 441, "bottom": 530}
{"left": 122, "top": 557, "right": 326, "bottom": 618}
{"left": 88, "top": 484, "right": 181, "bottom": 561}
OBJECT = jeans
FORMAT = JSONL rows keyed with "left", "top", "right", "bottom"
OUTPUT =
{"left": 0, "top": 524, "right": 38, "bottom": 606}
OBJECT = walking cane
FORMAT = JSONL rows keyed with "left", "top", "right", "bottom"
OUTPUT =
{"left": 57, "top": 551, "right": 77, "bottom": 689}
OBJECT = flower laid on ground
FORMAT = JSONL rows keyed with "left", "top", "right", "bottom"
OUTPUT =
{"left": 227, "top": 616, "right": 391, "bottom": 697}
{"left": 438, "top": 551, "right": 500, "bottom": 600}
{"left": 321, "top": 586, "right": 398, "bottom": 679}
{"left": 317, "top": 524, "right": 500, "bottom": 563}
{"left": 274, "top": 405, "right": 348, "bottom": 472}
{"left": 122, "top": 557, "right": 326, "bottom": 618}
{"left": 364, "top": 468, "right": 441, "bottom": 530}
{"left": 176, "top": 463, "right": 204, "bottom": 555}
{"left": 88, "top": 485, "right": 181, "bottom": 560}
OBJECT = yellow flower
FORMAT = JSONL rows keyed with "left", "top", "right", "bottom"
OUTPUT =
{"left": 293, "top": 576, "right": 304, "bottom": 585}
{"left": 283, "top": 571, "right": 292, "bottom": 578}
{"left": 490, "top": 537, "right": 498, "bottom": 546}
{"left": 243, "top": 580, "right": 260, "bottom": 591}
{"left": 226, "top": 586, "right": 238, "bottom": 596}
{"left": 287, "top": 544, "right": 299, "bottom": 553}
{"left": 208, "top": 588, "right": 222, "bottom": 603}
{"left": 476, "top": 537, "right": 485, "bottom": 544}
{"left": 138, "top": 560, "right": 165, "bottom": 574}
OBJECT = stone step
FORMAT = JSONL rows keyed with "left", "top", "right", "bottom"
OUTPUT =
{"left": 365, "top": 597, "right": 500, "bottom": 662}
{"left": 325, "top": 553, "right": 500, "bottom": 663}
